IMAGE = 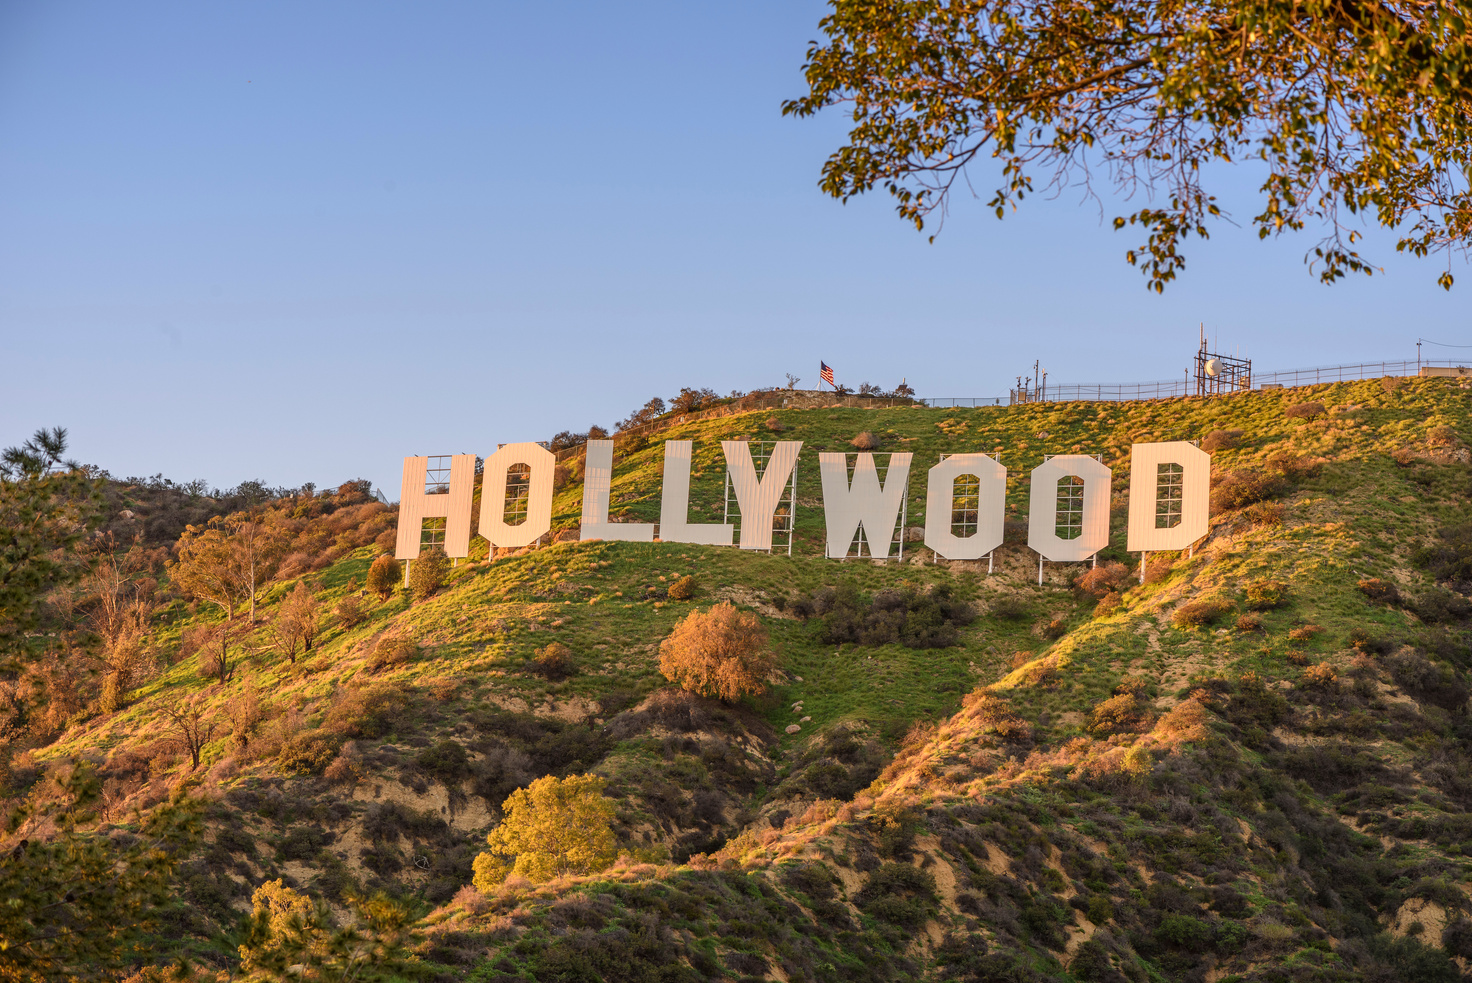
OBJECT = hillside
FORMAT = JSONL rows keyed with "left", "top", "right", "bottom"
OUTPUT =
{"left": 6, "top": 374, "right": 1472, "bottom": 982}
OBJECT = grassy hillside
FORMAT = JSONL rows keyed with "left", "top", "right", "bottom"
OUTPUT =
{"left": 8, "top": 374, "right": 1472, "bottom": 981}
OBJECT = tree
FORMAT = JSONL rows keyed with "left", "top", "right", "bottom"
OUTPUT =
{"left": 235, "top": 518, "right": 287, "bottom": 623}
{"left": 783, "top": 0, "right": 1472, "bottom": 291}
{"left": 0, "top": 764, "right": 203, "bottom": 983}
{"left": 266, "top": 583, "right": 319, "bottom": 664}
{"left": 195, "top": 623, "right": 239, "bottom": 687}
{"left": 366, "top": 554, "right": 401, "bottom": 600}
{"left": 615, "top": 397, "right": 666, "bottom": 432}
{"left": 670, "top": 387, "right": 718, "bottom": 414}
{"left": 236, "top": 879, "right": 417, "bottom": 982}
{"left": 159, "top": 694, "right": 218, "bottom": 770}
{"left": 658, "top": 601, "right": 777, "bottom": 703}
{"left": 171, "top": 523, "right": 247, "bottom": 620}
{"left": 0, "top": 427, "right": 103, "bottom": 672}
{"left": 472, "top": 773, "right": 618, "bottom": 889}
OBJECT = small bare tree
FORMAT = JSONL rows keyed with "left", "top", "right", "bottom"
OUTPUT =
{"left": 198, "top": 623, "right": 239, "bottom": 686}
{"left": 265, "top": 583, "right": 320, "bottom": 664}
{"left": 160, "top": 694, "right": 217, "bottom": 770}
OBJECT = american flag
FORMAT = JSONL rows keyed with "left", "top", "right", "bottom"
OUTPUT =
{"left": 820, "top": 361, "right": 834, "bottom": 387}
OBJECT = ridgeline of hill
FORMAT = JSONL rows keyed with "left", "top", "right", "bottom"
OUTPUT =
{"left": 7, "top": 375, "right": 1472, "bottom": 982}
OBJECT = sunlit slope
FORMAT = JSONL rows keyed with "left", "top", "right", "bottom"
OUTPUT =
{"left": 28, "top": 375, "right": 1472, "bottom": 979}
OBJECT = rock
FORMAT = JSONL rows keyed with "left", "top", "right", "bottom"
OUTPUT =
{"left": 793, "top": 676, "right": 804, "bottom": 682}
{"left": 801, "top": 716, "right": 811, "bottom": 722}
{"left": 785, "top": 724, "right": 802, "bottom": 734}
{"left": 904, "top": 526, "right": 925, "bottom": 542}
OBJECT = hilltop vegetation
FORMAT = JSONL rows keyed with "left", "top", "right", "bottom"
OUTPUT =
{"left": 5, "top": 375, "right": 1472, "bottom": 981}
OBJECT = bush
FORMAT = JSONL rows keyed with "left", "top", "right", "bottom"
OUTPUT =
{"left": 367, "top": 554, "right": 401, "bottom": 600}
{"left": 1302, "top": 661, "right": 1338, "bottom": 687}
{"left": 659, "top": 602, "right": 776, "bottom": 702}
{"left": 1200, "top": 429, "right": 1243, "bottom": 452}
{"left": 1235, "top": 613, "right": 1264, "bottom": 634}
{"left": 1288, "top": 623, "right": 1322, "bottom": 642}
{"left": 417, "top": 740, "right": 471, "bottom": 785}
{"left": 367, "top": 635, "right": 419, "bottom": 673}
{"left": 1414, "top": 523, "right": 1472, "bottom": 589}
{"left": 800, "top": 584, "right": 976, "bottom": 647}
{"left": 408, "top": 548, "right": 450, "bottom": 601}
{"left": 324, "top": 683, "right": 412, "bottom": 739}
{"left": 527, "top": 642, "right": 576, "bottom": 681}
{"left": 1245, "top": 578, "right": 1288, "bottom": 610}
{"left": 1088, "top": 694, "right": 1154, "bottom": 735}
{"left": 1242, "top": 501, "right": 1284, "bottom": 527}
{"left": 1041, "top": 617, "right": 1067, "bottom": 640}
{"left": 1094, "top": 591, "right": 1122, "bottom": 617}
{"left": 1357, "top": 577, "right": 1402, "bottom": 605}
{"left": 1284, "top": 400, "right": 1326, "bottom": 419}
{"left": 1171, "top": 599, "right": 1232, "bottom": 629}
{"left": 850, "top": 431, "right": 881, "bottom": 451}
{"left": 764, "top": 416, "right": 785, "bottom": 432}
{"left": 472, "top": 774, "right": 617, "bottom": 888}
{"left": 1265, "top": 451, "right": 1319, "bottom": 481}
{"left": 334, "top": 595, "right": 366, "bottom": 629}
{"left": 1076, "top": 562, "right": 1131, "bottom": 598}
{"left": 277, "top": 732, "right": 343, "bottom": 776}
{"left": 666, "top": 575, "right": 697, "bottom": 601}
{"left": 1212, "top": 468, "right": 1286, "bottom": 511}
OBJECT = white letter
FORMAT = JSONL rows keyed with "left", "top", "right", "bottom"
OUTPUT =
{"left": 394, "top": 454, "right": 476, "bottom": 560}
{"left": 1028, "top": 455, "right": 1112, "bottom": 561}
{"left": 722, "top": 440, "right": 803, "bottom": 550}
{"left": 658, "top": 441, "right": 733, "bottom": 546}
{"left": 579, "top": 440, "right": 654, "bottom": 542}
{"left": 924, "top": 454, "right": 1006, "bottom": 560}
{"left": 818, "top": 452, "right": 912, "bottom": 559}
{"left": 479, "top": 442, "right": 555, "bottom": 549}
{"left": 1126, "top": 441, "right": 1210, "bottom": 551}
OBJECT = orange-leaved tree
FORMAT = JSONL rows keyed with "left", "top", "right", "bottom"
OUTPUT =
{"left": 658, "top": 601, "right": 776, "bottom": 703}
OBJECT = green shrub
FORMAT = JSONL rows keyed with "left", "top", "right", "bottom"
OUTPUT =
{"left": 1245, "top": 578, "right": 1288, "bottom": 610}
{"left": 1088, "top": 694, "right": 1153, "bottom": 735}
{"left": 367, "top": 554, "right": 401, "bottom": 600}
{"left": 278, "top": 732, "right": 343, "bottom": 776}
{"left": 408, "top": 548, "right": 450, "bottom": 601}
{"left": 666, "top": 575, "right": 697, "bottom": 601}
{"left": 1235, "top": 613, "right": 1264, "bottom": 634}
{"left": 1211, "top": 468, "right": 1286, "bottom": 511}
{"left": 417, "top": 740, "right": 471, "bottom": 785}
{"left": 850, "top": 431, "right": 881, "bottom": 451}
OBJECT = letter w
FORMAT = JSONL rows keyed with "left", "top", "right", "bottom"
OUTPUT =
{"left": 818, "top": 452, "right": 912, "bottom": 559}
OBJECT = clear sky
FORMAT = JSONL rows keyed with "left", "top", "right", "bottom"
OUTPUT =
{"left": 2, "top": 1, "right": 1467, "bottom": 496}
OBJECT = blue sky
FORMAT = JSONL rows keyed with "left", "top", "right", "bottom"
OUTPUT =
{"left": 2, "top": 1, "right": 1467, "bottom": 496}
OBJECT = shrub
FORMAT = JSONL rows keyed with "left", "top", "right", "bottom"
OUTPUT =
{"left": 1076, "top": 562, "right": 1130, "bottom": 598}
{"left": 367, "top": 554, "right": 401, "bottom": 600}
{"left": 1284, "top": 400, "right": 1326, "bottom": 419}
{"left": 1200, "top": 429, "right": 1243, "bottom": 452}
{"left": 1412, "top": 588, "right": 1472, "bottom": 624}
{"left": 988, "top": 595, "right": 1030, "bottom": 620}
{"left": 1094, "top": 591, "right": 1123, "bottom": 617}
{"left": 1245, "top": 578, "right": 1289, "bottom": 610}
{"left": 1235, "top": 613, "right": 1265, "bottom": 634}
{"left": 1288, "top": 623, "right": 1322, "bottom": 642}
{"left": 1171, "top": 599, "right": 1232, "bottom": 629}
{"left": 808, "top": 584, "right": 975, "bottom": 647}
{"left": 850, "top": 431, "right": 882, "bottom": 451}
{"left": 1041, "top": 617, "right": 1067, "bottom": 640}
{"left": 1212, "top": 468, "right": 1285, "bottom": 511}
{"left": 408, "top": 549, "right": 450, "bottom": 601}
{"left": 666, "top": 575, "right": 697, "bottom": 601}
{"left": 472, "top": 774, "right": 617, "bottom": 888}
{"left": 1242, "top": 501, "right": 1284, "bottom": 527}
{"left": 1357, "top": 577, "right": 1402, "bottom": 605}
{"left": 324, "top": 682, "right": 412, "bottom": 739}
{"left": 367, "top": 635, "right": 419, "bottom": 673}
{"left": 334, "top": 595, "right": 366, "bottom": 629}
{"left": 1088, "top": 694, "right": 1154, "bottom": 735}
{"left": 1413, "top": 522, "right": 1472, "bottom": 589}
{"left": 658, "top": 602, "right": 776, "bottom": 702}
{"left": 277, "top": 732, "right": 343, "bottom": 776}
{"left": 765, "top": 416, "right": 785, "bottom": 432}
{"left": 1265, "top": 451, "right": 1319, "bottom": 481}
{"left": 527, "top": 642, "right": 576, "bottom": 681}
{"left": 416, "top": 739, "right": 471, "bottom": 785}
{"left": 1302, "top": 662, "right": 1338, "bottom": 687}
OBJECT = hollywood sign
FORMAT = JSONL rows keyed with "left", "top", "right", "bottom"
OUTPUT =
{"left": 394, "top": 440, "right": 1209, "bottom": 567}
